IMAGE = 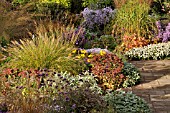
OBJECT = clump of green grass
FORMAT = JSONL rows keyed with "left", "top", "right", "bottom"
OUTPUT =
{"left": 5, "top": 21, "right": 85, "bottom": 74}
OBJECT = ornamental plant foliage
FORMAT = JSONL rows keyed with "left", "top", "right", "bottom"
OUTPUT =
{"left": 112, "top": 0, "right": 157, "bottom": 38}
{"left": 0, "top": 69, "right": 106, "bottom": 112}
{"left": 104, "top": 91, "right": 151, "bottom": 113}
{"left": 121, "top": 62, "right": 140, "bottom": 88}
{"left": 119, "top": 34, "right": 150, "bottom": 52}
{"left": 125, "top": 42, "right": 170, "bottom": 60}
{"left": 5, "top": 22, "right": 85, "bottom": 75}
{"left": 90, "top": 35, "right": 118, "bottom": 51}
{"left": 90, "top": 53, "right": 125, "bottom": 90}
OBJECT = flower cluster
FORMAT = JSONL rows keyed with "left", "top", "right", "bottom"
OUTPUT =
{"left": 81, "top": 7, "right": 116, "bottom": 32}
{"left": 156, "top": 21, "right": 170, "bottom": 42}
{"left": 125, "top": 42, "right": 170, "bottom": 60}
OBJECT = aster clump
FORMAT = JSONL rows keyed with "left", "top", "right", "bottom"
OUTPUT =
{"left": 156, "top": 21, "right": 170, "bottom": 42}
{"left": 81, "top": 7, "right": 116, "bottom": 32}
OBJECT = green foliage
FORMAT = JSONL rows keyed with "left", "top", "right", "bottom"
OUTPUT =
{"left": 12, "top": 0, "right": 70, "bottom": 8}
{"left": 12, "top": 0, "right": 30, "bottom": 5}
{"left": 150, "top": 0, "right": 170, "bottom": 18}
{"left": 104, "top": 91, "right": 151, "bottom": 113}
{"left": 122, "top": 62, "right": 140, "bottom": 87}
{"left": 0, "top": 36, "right": 9, "bottom": 48}
{"left": 5, "top": 22, "right": 85, "bottom": 74}
{"left": 90, "top": 35, "right": 118, "bottom": 51}
{"left": 125, "top": 42, "right": 170, "bottom": 60}
{"left": 112, "top": 0, "right": 157, "bottom": 38}
{"left": 82, "top": 0, "right": 113, "bottom": 9}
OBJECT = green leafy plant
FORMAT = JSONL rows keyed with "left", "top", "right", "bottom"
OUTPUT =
{"left": 150, "top": 0, "right": 170, "bottom": 18}
{"left": 82, "top": 0, "right": 113, "bottom": 9}
{"left": 112, "top": 0, "right": 157, "bottom": 38}
{"left": 125, "top": 41, "right": 170, "bottom": 60}
{"left": 121, "top": 62, "right": 140, "bottom": 88}
{"left": 5, "top": 22, "right": 85, "bottom": 74}
{"left": 104, "top": 91, "right": 151, "bottom": 113}
{"left": 91, "top": 35, "right": 118, "bottom": 51}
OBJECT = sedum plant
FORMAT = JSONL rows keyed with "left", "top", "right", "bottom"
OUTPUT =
{"left": 5, "top": 22, "right": 85, "bottom": 74}
{"left": 125, "top": 41, "right": 170, "bottom": 60}
{"left": 104, "top": 91, "right": 151, "bottom": 113}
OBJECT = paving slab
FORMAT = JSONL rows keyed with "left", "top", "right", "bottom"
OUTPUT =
{"left": 129, "top": 60, "right": 170, "bottom": 113}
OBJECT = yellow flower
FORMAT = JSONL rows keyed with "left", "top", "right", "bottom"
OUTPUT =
{"left": 72, "top": 49, "right": 77, "bottom": 54}
{"left": 88, "top": 54, "right": 94, "bottom": 58}
{"left": 68, "top": 53, "right": 72, "bottom": 57}
{"left": 80, "top": 54, "right": 85, "bottom": 58}
{"left": 76, "top": 55, "right": 81, "bottom": 59}
{"left": 80, "top": 49, "right": 87, "bottom": 54}
{"left": 87, "top": 59, "right": 90, "bottom": 62}
{"left": 100, "top": 50, "right": 106, "bottom": 56}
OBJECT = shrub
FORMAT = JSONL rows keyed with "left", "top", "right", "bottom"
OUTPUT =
{"left": 82, "top": 0, "right": 113, "bottom": 10}
{"left": 150, "top": 0, "right": 170, "bottom": 18}
{"left": 104, "top": 91, "right": 151, "bottom": 113}
{"left": 90, "top": 35, "right": 118, "bottom": 51}
{"left": 112, "top": 0, "right": 157, "bottom": 38}
{"left": 12, "top": 0, "right": 70, "bottom": 8}
{"left": 125, "top": 42, "right": 170, "bottom": 60}
{"left": 5, "top": 22, "right": 85, "bottom": 74}
{"left": 121, "top": 62, "right": 140, "bottom": 88}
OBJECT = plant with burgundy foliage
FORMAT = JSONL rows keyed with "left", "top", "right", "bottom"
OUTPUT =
{"left": 90, "top": 53, "right": 125, "bottom": 90}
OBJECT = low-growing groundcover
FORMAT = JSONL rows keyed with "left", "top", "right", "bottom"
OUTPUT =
{"left": 125, "top": 41, "right": 170, "bottom": 60}
{"left": 104, "top": 91, "right": 151, "bottom": 113}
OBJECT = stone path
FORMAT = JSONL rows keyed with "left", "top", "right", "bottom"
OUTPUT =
{"left": 128, "top": 60, "right": 170, "bottom": 113}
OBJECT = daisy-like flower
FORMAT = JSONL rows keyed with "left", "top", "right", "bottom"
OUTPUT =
{"left": 72, "top": 49, "right": 77, "bottom": 54}
{"left": 88, "top": 54, "right": 94, "bottom": 58}
{"left": 100, "top": 50, "right": 106, "bottom": 56}
{"left": 80, "top": 49, "right": 87, "bottom": 54}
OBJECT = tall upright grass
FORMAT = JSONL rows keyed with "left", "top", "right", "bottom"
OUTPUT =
{"left": 5, "top": 21, "right": 85, "bottom": 74}
{"left": 113, "top": 0, "right": 153, "bottom": 9}
{"left": 112, "top": 0, "right": 156, "bottom": 38}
